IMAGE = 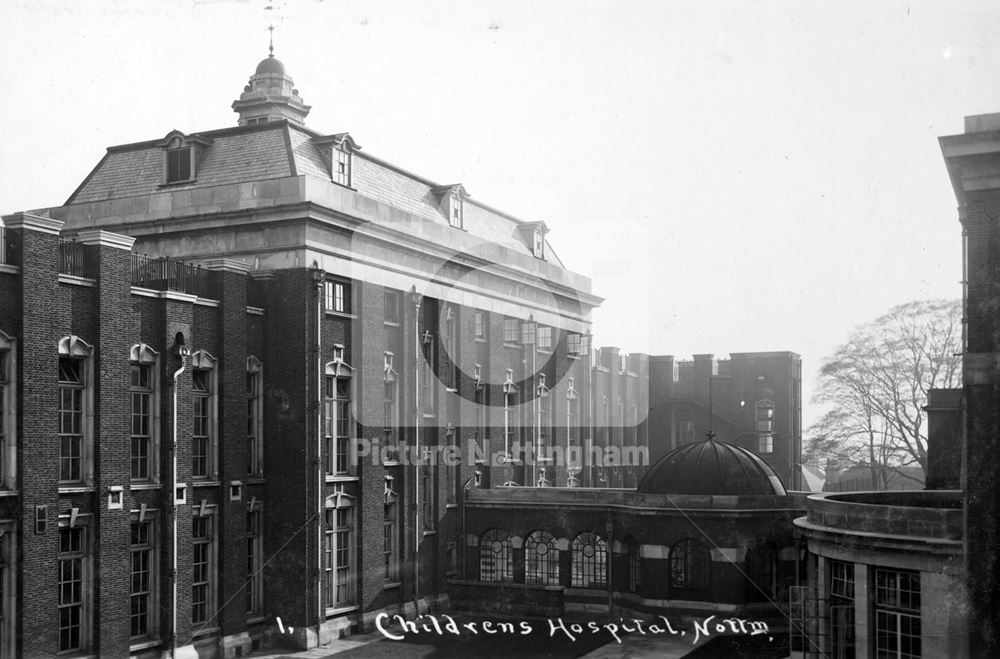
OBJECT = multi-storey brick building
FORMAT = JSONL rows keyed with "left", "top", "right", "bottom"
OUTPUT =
{"left": 0, "top": 52, "right": 669, "bottom": 658}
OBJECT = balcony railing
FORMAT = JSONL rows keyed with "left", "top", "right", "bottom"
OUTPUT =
{"left": 60, "top": 240, "right": 98, "bottom": 278}
{"left": 131, "top": 254, "right": 217, "bottom": 299}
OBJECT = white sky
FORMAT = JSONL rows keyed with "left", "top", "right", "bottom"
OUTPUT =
{"left": 2, "top": 0, "right": 997, "bottom": 429}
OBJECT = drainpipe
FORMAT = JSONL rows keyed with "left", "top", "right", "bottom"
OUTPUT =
{"left": 170, "top": 336, "right": 189, "bottom": 659}
{"left": 311, "top": 264, "right": 325, "bottom": 640}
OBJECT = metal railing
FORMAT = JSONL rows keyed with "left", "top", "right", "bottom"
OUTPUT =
{"left": 130, "top": 253, "right": 217, "bottom": 299}
{"left": 60, "top": 240, "right": 98, "bottom": 278}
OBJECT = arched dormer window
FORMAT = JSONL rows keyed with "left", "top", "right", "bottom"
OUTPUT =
{"left": 58, "top": 336, "right": 94, "bottom": 485}
{"left": 324, "top": 349, "right": 355, "bottom": 475}
{"left": 431, "top": 184, "right": 469, "bottom": 230}
{"left": 314, "top": 133, "right": 360, "bottom": 187}
{"left": 190, "top": 350, "right": 217, "bottom": 480}
{"left": 129, "top": 343, "right": 160, "bottom": 482}
{"left": 158, "top": 131, "right": 213, "bottom": 185}
{"left": 517, "top": 221, "right": 549, "bottom": 259}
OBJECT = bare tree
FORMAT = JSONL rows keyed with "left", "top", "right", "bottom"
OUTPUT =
{"left": 806, "top": 299, "right": 962, "bottom": 486}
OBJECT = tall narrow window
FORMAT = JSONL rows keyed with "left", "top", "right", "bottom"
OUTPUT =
{"left": 246, "top": 508, "right": 262, "bottom": 616}
{"left": 58, "top": 357, "right": 85, "bottom": 483}
{"left": 502, "top": 318, "right": 520, "bottom": 344}
{"left": 537, "top": 326, "right": 552, "bottom": 350}
{"left": 324, "top": 356, "right": 354, "bottom": 475}
{"left": 335, "top": 147, "right": 352, "bottom": 186}
{"left": 384, "top": 479, "right": 399, "bottom": 582}
{"left": 525, "top": 530, "right": 559, "bottom": 585}
{"left": 421, "top": 335, "right": 436, "bottom": 415}
{"left": 130, "top": 364, "right": 152, "bottom": 481}
{"left": 449, "top": 193, "right": 463, "bottom": 229}
{"left": 444, "top": 308, "right": 457, "bottom": 389}
{"left": 130, "top": 520, "right": 154, "bottom": 640}
{"left": 567, "top": 380, "right": 580, "bottom": 487}
{"left": 566, "top": 333, "right": 581, "bottom": 355}
{"left": 874, "top": 568, "right": 920, "bottom": 659}
{"left": 536, "top": 379, "right": 550, "bottom": 486}
{"left": 422, "top": 454, "right": 434, "bottom": 531}
{"left": 473, "top": 311, "right": 485, "bottom": 340}
{"left": 246, "top": 357, "right": 263, "bottom": 476}
{"left": 503, "top": 373, "right": 518, "bottom": 460}
{"left": 191, "top": 514, "right": 215, "bottom": 626}
{"left": 571, "top": 532, "right": 607, "bottom": 588}
{"left": 383, "top": 353, "right": 398, "bottom": 462}
{"left": 383, "top": 290, "right": 400, "bottom": 324}
{"left": 669, "top": 538, "right": 710, "bottom": 590}
{"left": 756, "top": 400, "right": 775, "bottom": 454}
{"left": 323, "top": 493, "right": 355, "bottom": 610}
{"left": 829, "top": 560, "right": 856, "bottom": 659}
{"left": 192, "top": 370, "right": 210, "bottom": 479}
{"left": 474, "top": 382, "right": 488, "bottom": 445}
{"left": 532, "top": 229, "right": 544, "bottom": 258}
{"left": 0, "top": 524, "right": 13, "bottom": 658}
{"left": 479, "top": 529, "right": 513, "bottom": 582}
{"left": 0, "top": 334, "right": 11, "bottom": 490}
{"left": 58, "top": 525, "right": 87, "bottom": 653}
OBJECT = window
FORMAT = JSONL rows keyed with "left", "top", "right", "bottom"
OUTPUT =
{"left": 571, "top": 532, "right": 607, "bottom": 588}
{"left": 0, "top": 525, "right": 14, "bottom": 658}
{"left": 191, "top": 514, "right": 215, "bottom": 626}
{"left": 58, "top": 336, "right": 93, "bottom": 484}
{"left": 503, "top": 318, "right": 520, "bottom": 344}
{"left": 626, "top": 536, "right": 641, "bottom": 592}
{"left": 503, "top": 374, "right": 518, "bottom": 459}
{"left": 473, "top": 311, "right": 485, "bottom": 340}
{"left": 829, "top": 560, "right": 855, "bottom": 659}
{"left": 246, "top": 357, "right": 263, "bottom": 476}
{"left": 383, "top": 353, "right": 398, "bottom": 462}
{"left": 323, "top": 493, "right": 355, "bottom": 610}
{"left": 0, "top": 333, "right": 12, "bottom": 490}
{"left": 449, "top": 193, "right": 463, "bottom": 228}
{"left": 421, "top": 335, "right": 436, "bottom": 415}
{"left": 58, "top": 524, "right": 89, "bottom": 653}
{"left": 130, "top": 520, "right": 154, "bottom": 640}
{"left": 246, "top": 508, "right": 262, "bottom": 616}
{"left": 444, "top": 307, "right": 457, "bottom": 388}
{"left": 525, "top": 530, "right": 559, "bottom": 585}
{"left": 384, "top": 290, "right": 399, "bottom": 324}
{"left": 335, "top": 147, "right": 352, "bottom": 186}
{"left": 567, "top": 380, "right": 580, "bottom": 486}
{"left": 166, "top": 146, "right": 192, "bottom": 183}
{"left": 536, "top": 379, "right": 550, "bottom": 479}
{"left": 669, "top": 538, "right": 710, "bottom": 589}
{"left": 191, "top": 351, "right": 217, "bottom": 480}
{"left": 537, "top": 326, "right": 552, "bottom": 350}
{"left": 324, "top": 356, "right": 354, "bottom": 475}
{"left": 521, "top": 321, "right": 536, "bottom": 346}
{"left": 324, "top": 279, "right": 350, "bottom": 314}
{"left": 756, "top": 400, "right": 775, "bottom": 454}
{"left": 676, "top": 417, "right": 695, "bottom": 446}
{"left": 479, "top": 529, "right": 513, "bottom": 582}
{"left": 130, "top": 343, "right": 158, "bottom": 481}
{"left": 384, "top": 478, "right": 399, "bottom": 582}
{"left": 874, "top": 568, "right": 920, "bottom": 659}
{"left": 566, "top": 333, "right": 581, "bottom": 355}
{"left": 474, "top": 383, "right": 488, "bottom": 446}
{"left": 532, "top": 229, "right": 545, "bottom": 258}
{"left": 421, "top": 452, "right": 434, "bottom": 531}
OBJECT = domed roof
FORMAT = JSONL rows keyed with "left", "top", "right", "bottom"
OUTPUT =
{"left": 638, "top": 438, "right": 786, "bottom": 496}
{"left": 255, "top": 55, "right": 286, "bottom": 76}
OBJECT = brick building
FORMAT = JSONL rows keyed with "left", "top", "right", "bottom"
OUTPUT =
{"left": 0, "top": 51, "right": 673, "bottom": 658}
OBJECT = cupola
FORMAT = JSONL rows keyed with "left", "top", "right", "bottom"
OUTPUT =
{"left": 232, "top": 47, "right": 311, "bottom": 127}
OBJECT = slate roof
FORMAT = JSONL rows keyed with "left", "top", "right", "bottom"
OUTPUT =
{"left": 66, "top": 120, "right": 556, "bottom": 262}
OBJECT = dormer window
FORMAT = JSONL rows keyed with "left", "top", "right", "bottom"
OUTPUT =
{"left": 517, "top": 221, "right": 549, "bottom": 260}
{"left": 335, "top": 147, "right": 351, "bottom": 186}
{"left": 449, "top": 194, "right": 463, "bottom": 229}
{"left": 314, "top": 133, "right": 360, "bottom": 188}
{"left": 532, "top": 229, "right": 545, "bottom": 258}
{"left": 159, "top": 131, "right": 212, "bottom": 186}
{"left": 167, "top": 147, "right": 192, "bottom": 183}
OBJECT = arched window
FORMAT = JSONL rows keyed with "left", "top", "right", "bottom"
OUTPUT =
{"left": 246, "top": 356, "right": 263, "bottom": 476}
{"left": 525, "top": 530, "right": 559, "bottom": 585}
{"left": 745, "top": 543, "right": 777, "bottom": 601}
{"left": 190, "top": 350, "right": 217, "bottom": 480}
{"left": 324, "top": 349, "right": 354, "bottom": 475}
{"left": 624, "top": 536, "right": 641, "bottom": 592}
{"left": 479, "top": 529, "right": 513, "bottom": 583}
{"left": 323, "top": 490, "right": 355, "bottom": 609}
{"left": 669, "top": 538, "right": 710, "bottom": 589}
{"left": 58, "top": 336, "right": 94, "bottom": 484}
{"left": 129, "top": 343, "right": 159, "bottom": 482}
{"left": 571, "top": 532, "right": 607, "bottom": 588}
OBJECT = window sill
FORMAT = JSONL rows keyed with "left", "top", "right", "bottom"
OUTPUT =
{"left": 537, "top": 348, "right": 552, "bottom": 354}
{"left": 158, "top": 179, "right": 198, "bottom": 188}
{"left": 325, "top": 475, "right": 360, "bottom": 483}
{"left": 58, "top": 485, "right": 96, "bottom": 494}
{"left": 0, "top": 264, "right": 19, "bottom": 276}
{"left": 503, "top": 343, "right": 520, "bottom": 350}
{"left": 567, "top": 353, "right": 581, "bottom": 360}
{"left": 325, "top": 604, "right": 359, "bottom": 618}
{"left": 422, "top": 530, "right": 437, "bottom": 537}
{"left": 192, "top": 480, "right": 221, "bottom": 487}
{"left": 58, "top": 273, "right": 97, "bottom": 287}
{"left": 245, "top": 477, "right": 266, "bottom": 485}
{"left": 474, "top": 337, "right": 486, "bottom": 343}
{"left": 129, "top": 482, "right": 161, "bottom": 491}
{"left": 384, "top": 321, "right": 400, "bottom": 328}
{"left": 382, "top": 461, "right": 402, "bottom": 468}
{"left": 384, "top": 581, "right": 402, "bottom": 590}
{"left": 247, "top": 306, "right": 265, "bottom": 316}
{"left": 247, "top": 615, "right": 268, "bottom": 626}
{"left": 0, "top": 489, "right": 19, "bottom": 497}
{"left": 325, "top": 310, "right": 357, "bottom": 320}
{"left": 445, "top": 503, "right": 459, "bottom": 510}
{"left": 129, "top": 639, "right": 162, "bottom": 652}
{"left": 421, "top": 413, "right": 436, "bottom": 419}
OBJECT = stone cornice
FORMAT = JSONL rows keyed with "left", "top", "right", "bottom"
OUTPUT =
{"left": 76, "top": 229, "right": 136, "bottom": 250}
{"left": 203, "top": 258, "right": 250, "bottom": 274}
{"left": 2, "top": 212, "right": 64, "bottom": 235}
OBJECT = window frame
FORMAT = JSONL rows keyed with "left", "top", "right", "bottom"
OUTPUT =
{"left": 479, "top": 529, "right": 514, "bottom": 583}
{"left": 334, "top": 146, "right": 352, "bottom": 187}
{"left": 669, "top": 538, "right": 710, "bottom": 590}
{"left": 324, "top": 278, "right": 351, "bottom": 315}
{"left": 873, "top": 567, "right": 921, "bottom": 659}
{"left": 246, "top": 356, "right": 264, "bottom": 477}
{"left": 57, "top": 517, "right": 92, "bottom": 654}
{"left": 0, "top": 332, "right": 14, "bottom": 490}
{"left": 0, "top": 523, "right": 14, "bottom": 659}
{"left": 383, "top": 353, "right": 399, "bottom": 463}
{"left": 129, "top": 518, "right": 157, "bottom": 642}
{"left": 502, "top": 318, "right": 520, "bottom": 345}
{"left": 324, "top": 356, "right": 355, "bottom": 476}
{"left": 58, "top": 336, "right": 94, "bottom": 486}
{"left": 571, "top": 532, "right": 607, "bottom": 588}
{"left": 323, "top": 491, "right": 356, "bottom": 611}
{"left": 246, "top": 505, "right": 263, "bottom": 617}
{"left": 191, "top": 509, "right": 217, "bottom": 627}
{"left": 525, "top": 530, "right": 559, "bottom": 586}
{"left": 130, "top": 344, "right": 159, "bottom": 483}
{"left": 448, "top": 192, "right": 464, "bottom": 229}
{"left": 756, "top": 399, "right": 775, "bottom": 454}
{"left": 384, "top": 478, "right": 400, "bottom": 583}
{"left": 191, "top": 350, "right": 218, "bottom": 481}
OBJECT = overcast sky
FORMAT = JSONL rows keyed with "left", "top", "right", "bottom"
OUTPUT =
{"left": 2, "top": 0, "right": 998, "bottom": 429}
